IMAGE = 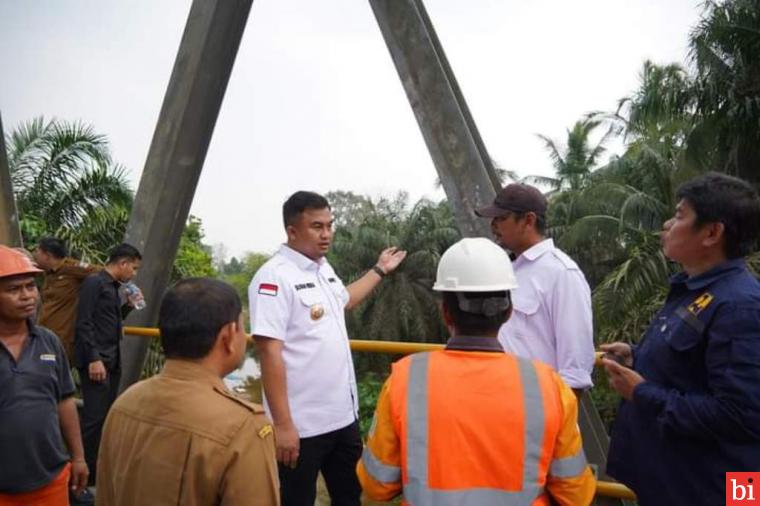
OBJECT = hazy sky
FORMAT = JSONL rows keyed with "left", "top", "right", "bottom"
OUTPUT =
{"left": 0, "top": 0, "right": 702, "bottom": 259}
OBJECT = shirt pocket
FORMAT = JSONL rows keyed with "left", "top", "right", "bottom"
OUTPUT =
{"left": 656, "top": 310, "right": 708, "bottom": 391}
{"left": 16, "top": 362, "right": 59, "bottom": 403}
{"left": 295, "top": 289, "right": 331, "bottom": 332}
{"left": 508, "top": 291, "right": 540, "bottom": 342}
{"left": 663, "top": 309, "right": 704, "bottom": 352}
{"left": 328, "top": 281, "right": 349, "bottom": 308}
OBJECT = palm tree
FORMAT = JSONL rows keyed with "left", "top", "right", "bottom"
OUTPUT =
{"left": 584, "top": 0, "right": 760, "bottom": 340}
{"left": 545, "top": 60, "right": 709, "bottom": 340}
{"left": 330, "top": 195, "right": 459, "bottom": 347}
{"left": 329, "top": 194, "right": 459, "bottom": 375}
{"left": 528, "top": 117, "right": 615, "bottom": 284}
{"left": 529, "top": 118, "right": 613, "bottom": 192}
{"left": 690, "top": 0, "right": 760, "bottom": 184}
{"left": 613, "top": 61, "right": 695, "bottom": 143}
{"left": 7, "top": 117, "right": 133, "bottom": 260}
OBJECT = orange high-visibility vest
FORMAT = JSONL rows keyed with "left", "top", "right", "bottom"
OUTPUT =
{"left": 358, "top": 349, "right": 595, "bottom": 505}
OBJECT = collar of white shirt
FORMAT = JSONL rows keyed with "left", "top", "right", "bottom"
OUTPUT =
{"left": 278, "top": 244, "right": 326, "bottom": 272}
{"left": 518, "top": 238, "right": 555, "bottom": 264}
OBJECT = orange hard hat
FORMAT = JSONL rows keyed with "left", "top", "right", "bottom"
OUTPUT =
{"left": 0, "top": 245, "right": 43, "bottom": 279}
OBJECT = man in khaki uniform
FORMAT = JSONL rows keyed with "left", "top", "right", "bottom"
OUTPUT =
{"left": 96, "top": 278, "right": 279, "bottom": 506}
{"left": 33, "top": 237, "right": 99, "bottom": 359}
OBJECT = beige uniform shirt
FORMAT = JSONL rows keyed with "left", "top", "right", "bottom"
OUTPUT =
{"left": 38, "top": 258, "right": 99, "bottom": 359}
{"left": 96, "top": 360, "right": 279, "bottom": 506}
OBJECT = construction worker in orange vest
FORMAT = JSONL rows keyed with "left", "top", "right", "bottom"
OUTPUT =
{"left": 357, "top": 238, "right": 596, "bottom": 505}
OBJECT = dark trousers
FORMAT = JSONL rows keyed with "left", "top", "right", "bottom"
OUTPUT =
{"left": 79, "top": 367, "right": 120, "bottom": 486}
{"left": 279, "top": 420, "right": 362, "bottom": 506}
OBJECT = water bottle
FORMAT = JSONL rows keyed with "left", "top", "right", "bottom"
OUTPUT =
{"left": 124, "top": 282, "right": 146, "bottom": 310}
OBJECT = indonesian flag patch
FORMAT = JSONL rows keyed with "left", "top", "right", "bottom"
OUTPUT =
{"left": 258, "top": 283, "right": 279, "bottom": 297}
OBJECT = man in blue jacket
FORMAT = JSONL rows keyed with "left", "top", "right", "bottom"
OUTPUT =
{"left": 601, "top": 172, "right": 760, "bottom": 505}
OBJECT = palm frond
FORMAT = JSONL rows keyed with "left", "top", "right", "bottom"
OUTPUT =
{"left": 7, "top": 117, "right": 133, "bottom": 256}
{"left": 619, "top": 190, "right": 668, "bottom": 232}
{"left": 522, "top": 174, "right": 560, "bottom": 188}
{"left": 536, "top": 134, "right": 566, "bottom": 178}
{"left": 593, "top": 239, "right": 674, "bottom": 337}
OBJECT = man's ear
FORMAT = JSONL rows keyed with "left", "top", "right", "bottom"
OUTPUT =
{"left": 218, "top": 321, "right": 237, "bottom": 354}
{"left": 503, "top": 305, "right": 513, "bottom": 324}
{"left": 441, "top": 300, "right": 454, "bottom": 327}
{"left": 522, "top": 212, "right": 538, "bottom": 231}
{"left": 702, "top": 221, "right": 725, "bottom": 249}
{"left": 286, "top": 224, "right": 297, "bottom": 241}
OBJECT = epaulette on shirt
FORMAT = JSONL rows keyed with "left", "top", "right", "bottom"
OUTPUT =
{"left": 550, "top": 249, "right": 580, "bottom": 270}
{"left": 212, "top": 387, "right": 274, "bottom": 440}
{"left": 212, "top": 386, "right": 265, "bottom": 415}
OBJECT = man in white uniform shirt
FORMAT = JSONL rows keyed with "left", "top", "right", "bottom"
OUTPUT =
{"left": 250, "top": 191, "right": 406, "bottom": 506}
{"left": 476, "top": 183, "right": 595, "bottom": 394}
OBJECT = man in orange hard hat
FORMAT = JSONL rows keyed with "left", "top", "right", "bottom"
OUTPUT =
{"left": 357, "top": 238, "right": 596, "bottom": 505}
{"left": 0, "top": 245, "right": 89, "bottom": 505}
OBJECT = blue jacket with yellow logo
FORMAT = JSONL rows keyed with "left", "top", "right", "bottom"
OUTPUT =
{"left": 607, "top": 259, "right": 760, "bottom": 506}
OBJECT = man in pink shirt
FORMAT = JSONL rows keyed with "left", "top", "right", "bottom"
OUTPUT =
{"left": 476, "top": 183, "right": 595, "bottom": 394}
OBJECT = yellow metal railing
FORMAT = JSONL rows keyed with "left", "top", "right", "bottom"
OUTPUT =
{"left": 123, "top": 326, "right": 636, "bottom": 501}
{"left": 125, "top": 326, "right": 608, "bottom": 365}
{"left": 595, "top": 481, "right": 637, "bottom": 500}
{"left": 124, "top": 326, "right": 160, "bottom": 338}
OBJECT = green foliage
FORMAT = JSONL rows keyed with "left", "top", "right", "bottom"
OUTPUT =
{"left": 330, "top": 194, "right": 459, "bottom": 374}
{"left": 141, "top": 338, "right": 165, "bottom": 379}
{"left": 529, "top": 117, "right": 613, "bottom": 192}
{"left": 327, "top": 193, "right": 459, "bottom": 376}
{"left": 543, "top": 54, "right": 716, "bottom": 345}
{"left": 613, "top": 60, "right": 696, "bottom": 146}
{"left": 143, "top": 216, "right": 218, "bottom": 378}
{"left": 219, "top": 252, "right": 270, "bottom": 310}
{"left": 326, "top": 190, "right": 376, "bottom": 230}
{"left": 6, "top": 117, "right": 133, "bottom": 262}
{"left": 589, "top": 369, "right": 621, "bottom": 432}
{"left": 545, "top": 1, "right": 760, "bottom": 349}
{"left": 690, "top": 0, "right": 760, "bottom": 182}
{"left": 171, "top": 215, "right": 217, "bottom": 281}
{"left": 357, "top": 372, "right": 386, "bottom": 439}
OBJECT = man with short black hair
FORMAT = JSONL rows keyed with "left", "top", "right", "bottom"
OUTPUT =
{"left": 34, "top": 237, "right": 99, "bottom": 360}
{"left": 358, "top": 238, "right": 595, "bottom": 505}
{"left": 74, "top": 242, "right": 142, "bottom": 485}
{"left": 250, "top": 190, "right": 406, "bottom": 506}
{"left": 0, "top": 245, "right": 89, "bottom": 505}
{"left": 96, "top": 278, "right": 279, "bottom": 506}
{"left": 602, "top": 172, "right": 760, "bottom": 505}
{"left": 476, "top": 183, "right": 595, "bottom": 394}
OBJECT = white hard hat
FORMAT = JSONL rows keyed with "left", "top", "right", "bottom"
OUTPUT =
{"left": 433, "top": 238, "right": 518, "bottom": 292}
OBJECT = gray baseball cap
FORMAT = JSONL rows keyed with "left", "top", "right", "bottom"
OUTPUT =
{"left": 475, "top": 183, "right": 547, "bottom": 218}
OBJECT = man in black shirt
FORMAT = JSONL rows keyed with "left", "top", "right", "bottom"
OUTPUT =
{"left": 0, "top": 245, "right": 88, "bottom": 502}
{"left": 74, "top": 243, "right": 142, "bottom": 485}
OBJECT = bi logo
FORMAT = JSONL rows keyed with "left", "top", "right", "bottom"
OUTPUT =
{"left": 727, "top": 473, "right": 760, "bottom": 505}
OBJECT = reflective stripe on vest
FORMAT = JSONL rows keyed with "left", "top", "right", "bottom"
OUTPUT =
{"left": 548, "top": 448, "right": 588, "bottom": 478}
{"left": 362, "top": 445, "right": 402, "bottom": 483}
{"left": 403, "top": 352, "right": 546, "bottom": 505}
